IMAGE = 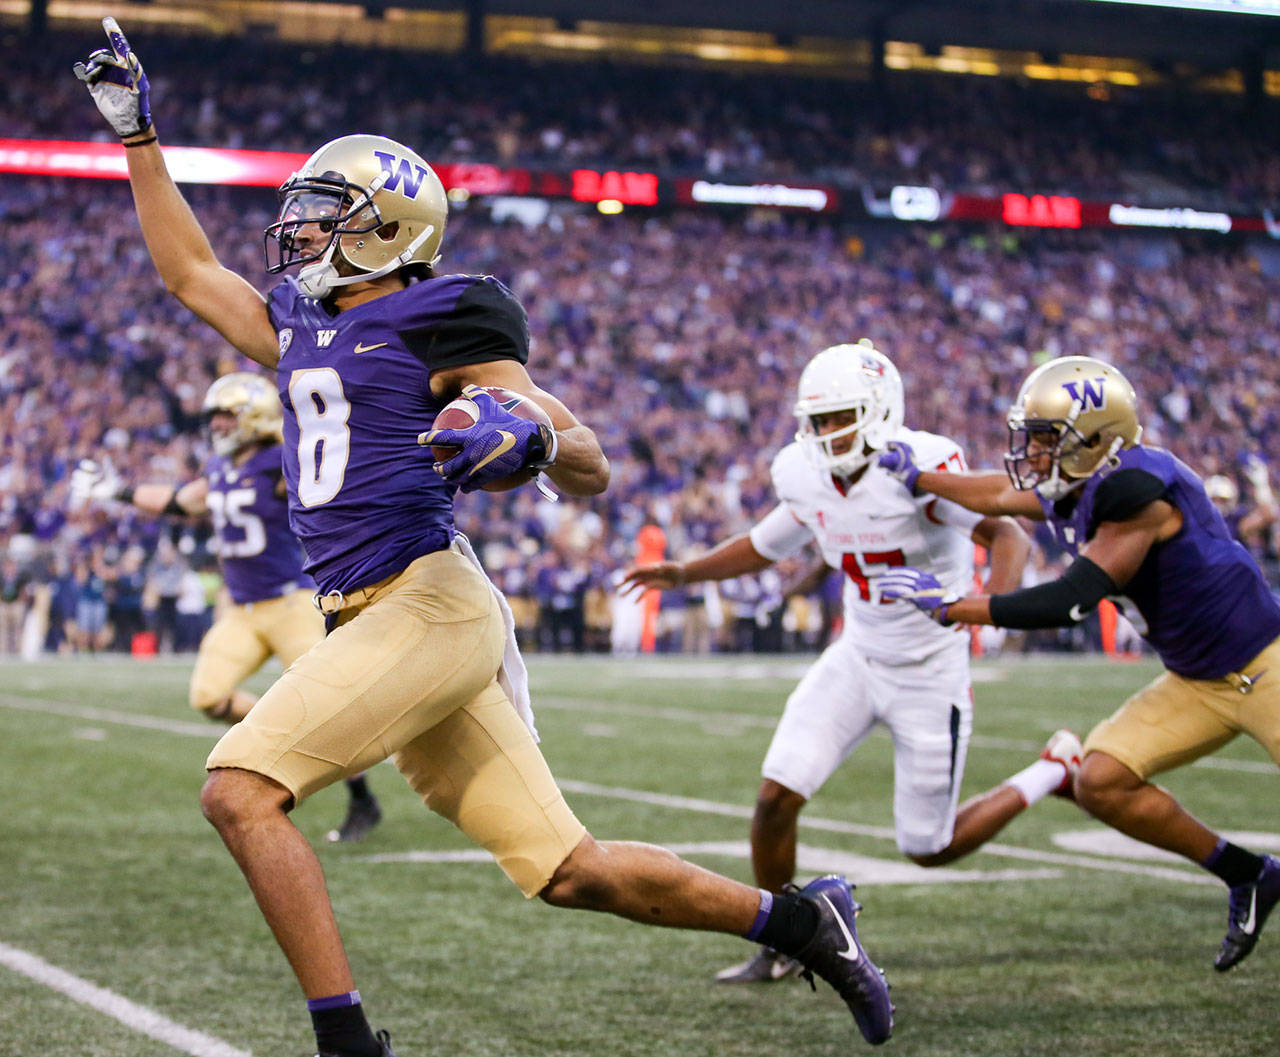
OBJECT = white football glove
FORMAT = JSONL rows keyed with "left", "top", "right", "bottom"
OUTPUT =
{"left": 72, "top": 17, "right": 153, "bottom": 140}
{"left": 69, "top": 459, "right": 123, "bottom": 509}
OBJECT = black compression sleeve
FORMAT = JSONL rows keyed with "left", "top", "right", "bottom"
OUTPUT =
{"left": 987, "top": 556, "right": 1118, "bottom": 630}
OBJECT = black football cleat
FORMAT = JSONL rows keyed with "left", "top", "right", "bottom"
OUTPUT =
{"left": 1215, "top": 854, "right": 1280, "bottom": 971}
{"left": 326, "top": 795, "right": 383, "bottom": 844}
{"left": 792, "top": 875, "right": 894, "bottom": 1045}
{"left": 315, "top": 1028, "right": 398, "bottom": 1057}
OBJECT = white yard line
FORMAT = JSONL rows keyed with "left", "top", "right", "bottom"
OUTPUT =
{"left": 0, "top": 942, "right": 253, "bottom": 1057}
{"left": 0, "top": 691, "right": 1259, "bottom": 882}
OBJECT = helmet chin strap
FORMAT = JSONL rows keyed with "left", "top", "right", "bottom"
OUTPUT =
{"left": 296, "top": 225, "right": 437, "bottom": 300}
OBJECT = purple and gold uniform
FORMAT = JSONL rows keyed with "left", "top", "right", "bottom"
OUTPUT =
{"left": 206, "top": 273, "right": 586, "bottom": 896}
{"left": 1042, "top": 445, "right": 1280, "bottom": 779}
{"left": 268, "top": 273, "right": 530, "bottom": 595}
{"left": 190, "top": 444, "right": 321, "bottom": 715}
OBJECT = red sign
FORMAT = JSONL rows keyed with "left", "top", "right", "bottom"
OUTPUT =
{"left": 1001, "top": 193, "right": 1082, "bottom": 228}
{"left": 571, "top": 168, "right": 659, "bottom": 206}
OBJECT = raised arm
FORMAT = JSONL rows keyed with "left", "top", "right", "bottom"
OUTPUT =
{"left": 74, "top": 19, "right": 279, "bottom": 369}
{"left": 970, "top": 515, "right": 1031, "bottom": 594}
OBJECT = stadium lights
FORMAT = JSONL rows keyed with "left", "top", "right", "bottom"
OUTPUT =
{"left": 1085, "top": 0, "right": 1280, "bottom": 13}
{"left": 2, "top": 138, "right": 1274, "bottom": 236}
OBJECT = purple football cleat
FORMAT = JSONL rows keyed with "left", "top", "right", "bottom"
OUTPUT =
{"left": 793, "top": 875, "right": 894, "bottom": 1045}
{"left": 1215, "top": 854, "right": 1280, "bottom": 971}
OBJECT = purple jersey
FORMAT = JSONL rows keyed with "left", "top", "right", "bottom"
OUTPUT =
{"left": 1038, "top": 445, "right": 1280, "bottom": 679}
{"left": 266, "top": 273, "right": 530, "bottom": 594}
{"left": 205, "top": 445, "right": 311, "bottom": 605}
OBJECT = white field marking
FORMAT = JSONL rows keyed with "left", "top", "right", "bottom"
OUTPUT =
{"left": 0, "top": 941, "right": 254, "bottom": 1057}
{"left": 355, "top": 842, "right": 1062, "bottom": 884}
{"left": 534, "top": 695, "right": 1276, "bottom": 774}
{"left": 0, "top": 691, "right": 1267, "bottom": 877}
{"left": 0, "top": 694, "right": 218, "bottom": 738}
{"left": 1054, "top": 828, "right": 1280, "bottom": 862}
{"left": 556, "top": 780, "right": 1218, "bottom": 886}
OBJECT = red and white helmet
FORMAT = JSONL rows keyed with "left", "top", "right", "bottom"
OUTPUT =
{"left": 794, "top": 339, "right": 904, "bottom": 477}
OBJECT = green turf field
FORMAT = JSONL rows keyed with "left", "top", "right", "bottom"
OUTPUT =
{"left": 1, "top": 653, "right": 1276, "bottom": 1057}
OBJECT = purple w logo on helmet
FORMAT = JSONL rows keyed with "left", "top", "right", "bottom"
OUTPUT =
{"left": 373, "top": 151, "right": 432, "bottom": 199}
{"left": 1061, "top": 377, "right": 1107, "bottom": 411}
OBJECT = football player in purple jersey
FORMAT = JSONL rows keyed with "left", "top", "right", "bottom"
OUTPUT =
{"left": 76, "top": 19, "right": 893, "bottom": 1055}
{"left": 876, "top": 355, "right": 1280, "bottom": 973}
{"left": 70, "top": 373, "right": 383, "bottom": 844}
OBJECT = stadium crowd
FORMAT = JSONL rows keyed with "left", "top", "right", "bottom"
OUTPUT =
{"left": 10, "top": 30, "right": 1280, "bottom": 210}
{"left": 3, "top": 162, "right": 1279, "bottom": 657}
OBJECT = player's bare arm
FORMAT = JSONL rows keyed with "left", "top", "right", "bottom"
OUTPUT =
{"left": 879, "top": 441, "right": 1045, "bottom": 518}
{"left": 919, "top": 469, "right": 1045, "bottom": 519}
{"left": 971, "top": 515, "right": 1031, "bottom": 594}
{"left": 1078, "top": 499, "right": 1182, "bottom": 588}
{"left": 75, "top": 19, "right": 279, "bottom": 369}
{"left": 131, "top": 478, "right": 210, "bottom": 518}
{"left": 619, "top": 533, "right": 772, "bottom": 598}
{"left": 429, "top": 358, "right": 609, "bottom": 496}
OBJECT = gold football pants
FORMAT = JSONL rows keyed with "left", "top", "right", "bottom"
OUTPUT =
{"left": 206, "top": 546, "right": 585, "bottom": 896}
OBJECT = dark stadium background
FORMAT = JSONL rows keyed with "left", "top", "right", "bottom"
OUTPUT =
{"left": 1, "top": 0, "right": 1278, "bottom": 659}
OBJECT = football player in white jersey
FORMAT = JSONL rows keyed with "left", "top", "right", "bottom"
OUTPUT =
{"left": 622, "top": 340, "right": 1082, "bottom": 983}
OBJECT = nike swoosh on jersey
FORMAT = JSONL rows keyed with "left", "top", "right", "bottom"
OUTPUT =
{"left": 821, "top": 893, "right": 862, "bottom": 963}
{"left": 1068, "top": 603, "right": 1087, "bottom": 622}
{"left": 353, "top": 342, "right": 388, "bottom": 354}
{"left": 469, "top": 431, "right": 517, "bottom": 476}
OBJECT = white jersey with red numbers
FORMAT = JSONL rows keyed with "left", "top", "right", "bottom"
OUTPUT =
{"left": 749, "top": 428, "right": 982, "bottom": 666}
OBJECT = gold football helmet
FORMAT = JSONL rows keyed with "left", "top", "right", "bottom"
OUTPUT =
{"left": 264, "top": 133, "right": 447, "bottom": 299}
{"left": 1205, "top": 474, "right": 1239, "bottom": 510}
{"left": 794, "top": 338, "right": 905, "bottom": 477}
{"left": 1005, "top": 356, "right": 1142, "bottom": 499}
{"left": 203, "top": 372, "right": 283, "bottom": 456}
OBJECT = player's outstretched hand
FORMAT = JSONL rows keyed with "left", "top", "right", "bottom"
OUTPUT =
{"left": 877, "top": 441, "right": 920, "bottom": 494}
{"left": 420, "top": 386, "right": 551, "bottom": 493}
{"left": 617, "top": 562, "right": 685, "bottom": 598}
{"left": 69, "top": 459, "right": 123, "bottom": 510}
{"left": 877, "top": 567, "right": 955, "bottom": 625}
{"left": 73, "top": 17, "right": 152, "bottom": 139}
{"left": 1242, "top": 453, "right": 1271, "bottom": 492}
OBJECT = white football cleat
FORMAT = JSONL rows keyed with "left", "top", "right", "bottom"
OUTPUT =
{"left": 1041, "top": 728, "right": 1083, "bottom": 799}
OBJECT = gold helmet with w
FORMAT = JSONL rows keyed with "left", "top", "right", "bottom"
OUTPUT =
{"left": 264, "top": 134, "right": 448, "bottom": 299}
{"left": 203, "top": 373, "right": 283, "bottom": 457}
{"left": 1004, "top": 356, "right": 1142, "bottom": 499}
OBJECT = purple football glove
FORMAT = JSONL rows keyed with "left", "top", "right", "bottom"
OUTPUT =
{"left": 878, "top": 567, "right": 954, "bottom": 625}
{"left": 73, "top": 17, "right": 152, "bottom": 139}
{"left": 877, "top": 441, "right": 921, "bottom": 494}
{"left": 420, "top": 387, "right": 552, "bottom": 493}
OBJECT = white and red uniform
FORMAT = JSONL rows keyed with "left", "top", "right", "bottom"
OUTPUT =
{"left": 748, "top": 428, "right": 982, "bottom": 856}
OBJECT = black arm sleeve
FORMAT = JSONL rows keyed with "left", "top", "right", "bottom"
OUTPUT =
{"left": 1089, "top": 468, "right": 1167, "bottom": 532}
{"left": 988, "top": 556, "right": 1118, "bottom": 630}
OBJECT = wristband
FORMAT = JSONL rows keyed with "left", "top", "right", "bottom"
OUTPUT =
{"left": 530, "top": 424, "right": 559, "bottom": 470}
{"left": 115, "top": 485, "right": 135, "bottom": 504}
{"left": 123, "top": 134, "right": 157, "bottom": 148}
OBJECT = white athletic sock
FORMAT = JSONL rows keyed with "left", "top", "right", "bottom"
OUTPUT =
{"left": 1003, "top": 758, "right": 1067, "bottom": 806}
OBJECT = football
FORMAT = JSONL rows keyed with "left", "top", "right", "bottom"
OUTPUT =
{"left": 429, "top": 386, "right": 554, "bottom": 492}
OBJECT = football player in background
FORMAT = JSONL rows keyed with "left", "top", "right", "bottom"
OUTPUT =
{"left": 877, "top": 355, "right": 1280, "bottom": 972}
{"left": 621, "top": 340, "right": 1079, "bottom": 984}
{"left": 1205, "top": 455, "right": 1278, "bottom": 572}
{"left": 70, "top": 373, "right": 382, "bottom": 843}
{"left": 75, "top": 20, "right": 894, "bottom": 1055}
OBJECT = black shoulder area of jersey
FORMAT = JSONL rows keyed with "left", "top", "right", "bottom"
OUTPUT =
{"left": 402, "top": 276, "right": 530, "bottom": 372}
{"left": 1089, "top": 467, "right": 1168, "bottom": 531}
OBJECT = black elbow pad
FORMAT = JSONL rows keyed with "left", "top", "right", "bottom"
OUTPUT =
{"left": 988, "top": 556, "right": 1117, "bottom": 630}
